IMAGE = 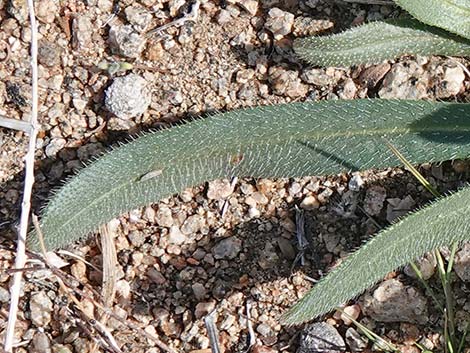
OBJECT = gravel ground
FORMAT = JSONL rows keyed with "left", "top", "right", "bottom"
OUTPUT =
{"left": 0, "top": 0, "right": 470, "bottom": 352}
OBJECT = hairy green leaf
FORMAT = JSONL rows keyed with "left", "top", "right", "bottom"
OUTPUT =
{"left": 282, "top": 185, "right": 470, "bottom": 325}
{"left": 294, "top": 19, "right": 470, "bottom": 67}
{"left": 395, "top": 0, "right": 470, "bottom": 40}
{"left": 31, "top": 100, "right": 470, "bottom": 251}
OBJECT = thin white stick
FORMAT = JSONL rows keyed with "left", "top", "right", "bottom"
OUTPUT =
{"left": 145, "top": 0, "right": 200, "bottom": 39}
{"left": 3, "top": 0, "right": 39, "bottom": 350}
{"left": 0, "top": 115, "right": 32, "bottom": 133}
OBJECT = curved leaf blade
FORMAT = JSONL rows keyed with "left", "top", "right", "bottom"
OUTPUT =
{"left": 31, "top": 100, "right": 470, "bottom": 251}
{"left": 395, "top": 0, "right": 470, "bottom": 40}
{"left": 281, "top": 185, "right": 470, "bottom": 325}
{"left": 294, "top": 19, "right": 470, "bottom": 67}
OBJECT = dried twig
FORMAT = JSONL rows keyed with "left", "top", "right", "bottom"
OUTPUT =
{"left": 3, "top": 0, "right": 39, "bottom": 350}
{"left": 0, "top": 115, "right": 32, "bottom": 133}
{"left": 32, "top": 217, "right": 124, "bottom": 353}
{"left": 245, "top": 300, "right": 256, "bottom": 352}
{"left": 291, "top": 206, "right": 308, "bottom": 272}
{"left": 90, "top": 224, "right": 118, "bottom": 353}
{"left": 204, "top": 310, "right": 221, "bottom": 353}
{"left": 15, "top": 244, "right": 177, "bottom": 353}
{"left": 145, "top": 0, "right": 200, "bottom": 39}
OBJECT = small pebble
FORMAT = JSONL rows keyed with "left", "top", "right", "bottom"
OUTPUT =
{"left": 125, "top": 5, "right": 153, "bottom": 32}
{"left": 156, "top": 205, "right": 174, "bottom": 227}
{"left": 345, "top": 327, "right": 368, "bottom": 352}
{"left": 194, "top": 301, "right": 216, "bottom": 319}
{"left": 298, "top": 322, "right": 346, "bottom": 353}
{"left": 168, "top": 225, "right": 187, "bottom": 245}
{"left": 108, "top": 25, "right": 146, "bottom": 58}
{"left": 300, "top": 195, "right": 320, "bottom": 210}
{"left": 453, "top": 243, "right": 470, "bottom": 282}
{"left": 239, "top": 0, "right": 258, "bottom": 15}
{"left": 363, "top": 185, "right": 386, "bottom": 216}
{"left": 264, "top": 8, "right": 295, "bottom": 40}
{"left": 105, "top": 74, "right": 151, "bottom": 119}
{"left": 192, "top": 283, "right": 207, "bottom": 300}
{"left": 362, "top": 279, "right": 427, "bottom": 324}
{"left": 207, "top": 179, "right": 234, "bottom": 200}
{"left": 72, "top": 16, "right": 93, "bottom": 51}
{"left": 212, "top": 237, "right": 242, "bottom": 259}
{"left": 31, "top": 332, "right": 52, "bottom": 353}
{"left": 30, "top": 291, "right": 53, "bottom": 327}
{"left": 38, "top": 40, "right": 62, "bottom": 67}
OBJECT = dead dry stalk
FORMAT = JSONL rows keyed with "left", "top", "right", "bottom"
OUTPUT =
{"left": 3, "top": 0, "right": 39, "bottom": 351}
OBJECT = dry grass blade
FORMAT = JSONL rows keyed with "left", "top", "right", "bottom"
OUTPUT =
{"left": 90, "top": 224, "right": 118, "bottom": 353}
{"left": 204, "top": 310, "right": 221, "bottom": 353}
{"left": 3, "top": 0, "right": 39, "bottom": 351}
{"left": 385, "top": 139, "right": 440, "bottom": 198}
{"left": 0, "top": 115, "right": 32, "bottom": 133}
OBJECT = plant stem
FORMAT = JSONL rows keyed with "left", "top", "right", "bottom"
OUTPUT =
{"left": 3, "top": 0, "right": 39, "bottom": 351}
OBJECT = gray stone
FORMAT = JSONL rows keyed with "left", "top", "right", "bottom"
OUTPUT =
{"left": 379, "top": 62, "right": 429, "bottom": 99}
{"left": 362, "top": 279, "right": 427, "bottom": 324}
{"left": 269, "top": 67, "right": 308, "bottom": 98}
{"left": 264, "top": 8, "right": 294, "bottom": 40}
{"left": 454, "top": 243, "right": 470, "bottom": 282}
{"left": 105, "top": 74, "right": 151, "bottom": 119}
{"left": 258, "top": 242, "right": 279, "bottom": 269}
{"left": 348, "top": 173, "right": 364, "bottom": 191}
{"left": 30, "top": 291, "right": 53, "bottom": 327}
{"left": 35, "top": 0, "right": 57, "bottom": 23}
{"left": 436, "top": 65, "right": 465, "bottom": 98}
{"left": 155, "top": 205, "right": 174, "bottom": 227}
{"left": 293, "top": 17, "right": 334, "bottom": 36}
{"left": 72, "top": 16, "right": 93, "bottom": 51}
{"left": 194, "top": 300, "right": 215, "bottom": 319}
{"left": 45, "top": 138, "right": 66, "bottom": 157}
{"left": 168, "top": 225, "right": 187, "bottom": 245}
{"left": 345, "top": 328, "right": 368, "bottom": 352}
{"left": 207, "top": 179, "right": 234, "bottom": 200}
{"left": 38, "top": 40, "right": 62, "bottom": 67}
{"left": 212, "top": 237, "right": 242, "bottom": 259}
{"left": 52, "top": 344, "right": 73, "bottom": 353}
{"left": 31, "top": 332, "right": 52, "bottom": 353}
{"left": 301, "top": 69, "right": 334, "bottom": 86}
{"left": 297, "top": 322, "right": 346, "bottom": 353}
{"left": 181, "top": 214, "right": 203, "bottom": 235}
{"left": 404, "top": 251, "right": 436, "bottom": 280}
{"left": 108, "top": 24, "right": 146, "bottom": 58}
{"left": 192, "top": 283, "right": 207, "bottom": 300}
{"left": 277, "top": 237, "right": 296, "bottom": 260}
{"left": 238, "top": 0, "right": 258, "bottom": 15}
{"left": 125, "top": 5, "right": 152, "bottom": 32}
{"left": 0, "top": 286, "right": 10, "bottom": 303}
{"left": 337, "top": 78, "right": 357, "bottom": 100}
{"left": 7, "top": 0, "right": 28, "bottom": 23}
{"left": 386, "top": 195, "right": 415, "bottom": 223}
{"left": 363, "top": 185, "right": 386, "bottom": 216}
{"left": 256, "top": 323, "right": 274, "bottom": 337}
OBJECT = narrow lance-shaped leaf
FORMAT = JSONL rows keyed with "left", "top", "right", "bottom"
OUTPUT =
{"left": 294, "top": 19, "right": 470, "bottom": 67}
{"left": 31, "top": 100, "right": 470, "bottom": 251}
{"left": 282, "top": 185, "right": 470, "bottom": 325}
{"left": 395, "top": 0, "right": 470, "bottom": 40}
